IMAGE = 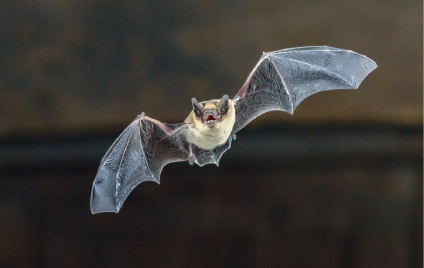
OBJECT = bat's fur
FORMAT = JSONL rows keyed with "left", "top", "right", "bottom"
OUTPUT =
{"left": 184, "top": 99, "right": 235, "bottom": 150}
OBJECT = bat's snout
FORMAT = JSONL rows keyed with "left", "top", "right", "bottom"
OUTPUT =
{"left": 205, "top": 114, "right": 216, "bottom": 121}
{"left": 203, "top": 110, "right": 218, "bottom": 125}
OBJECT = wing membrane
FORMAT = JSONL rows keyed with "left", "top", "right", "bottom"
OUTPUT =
{"left": 90, "top": 113, "right": 232, "bottom": 214}
{"left": 233, "top": 46, "right": 377, "bottom": 133}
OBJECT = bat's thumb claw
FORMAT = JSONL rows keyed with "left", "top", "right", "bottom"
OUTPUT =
{"left": 136, "top": 112, "right": 145, "bottom": 120}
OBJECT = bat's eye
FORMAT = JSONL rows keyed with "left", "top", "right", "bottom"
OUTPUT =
{"left": 195, "top": 110, "right": 202, "bottom": 117}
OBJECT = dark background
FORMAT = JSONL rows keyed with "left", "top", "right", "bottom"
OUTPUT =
{"left": 0, "top": 0, "right": 422, "bottom": 267}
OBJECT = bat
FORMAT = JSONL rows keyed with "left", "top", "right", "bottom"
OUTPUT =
{"left": 90, "top": 46, "right": 377, "bottom": 214}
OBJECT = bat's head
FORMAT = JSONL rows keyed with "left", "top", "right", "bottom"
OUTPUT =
{"left": 191, "top": 95, "right": 232, "bottom": 127}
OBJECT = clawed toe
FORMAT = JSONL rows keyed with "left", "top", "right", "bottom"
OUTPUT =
{"left": 228, "top": 133, "right": 236, "bottom": 142}
{"left": 188, "top": 155, "right": 195, "bottom": 165}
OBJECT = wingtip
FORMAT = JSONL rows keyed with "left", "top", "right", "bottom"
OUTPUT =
{"left": 90, "top": 184, "right": 121, "bottom": 214}
{"left": 90, "top": 207, "right": 120, "bottom": 214}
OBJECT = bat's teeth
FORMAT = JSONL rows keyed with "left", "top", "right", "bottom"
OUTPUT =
{"left": 205, "top": 115, "right": 216, "bottom": 122}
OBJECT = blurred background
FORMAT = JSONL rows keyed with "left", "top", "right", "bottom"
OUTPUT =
{"left": 0, "top": 0, "right": 422, "bottom": 267}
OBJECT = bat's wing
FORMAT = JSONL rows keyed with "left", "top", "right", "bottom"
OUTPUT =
{"left": 232, "top": 46, "right": 377, "bottom": 133}
{"left": 90, "top": 113, "right": 231, "bottom": 214}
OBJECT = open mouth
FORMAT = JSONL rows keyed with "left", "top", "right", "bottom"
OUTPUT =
{"left": 205, "top": 114, "right": 216, "bottom": 123}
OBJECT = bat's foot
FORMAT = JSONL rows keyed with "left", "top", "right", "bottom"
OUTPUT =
{"left": 188, "top": 155, "right": 195, "bottom": 165}
{"left": 231, "top": 133, "right": 236, "bottom": 140}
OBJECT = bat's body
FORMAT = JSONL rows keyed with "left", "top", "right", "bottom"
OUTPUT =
{"left": 184, "top": 99, "right": 236, "bottom": 151}
{"left": 90, "top": 46, "right": 377, "bottom": 214}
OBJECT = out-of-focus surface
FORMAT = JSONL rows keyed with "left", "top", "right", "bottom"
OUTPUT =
{"left": 0, "top": 0, "right": 422, "bottom": 267}
{"left": 0, "top": 0, "right": 422, "bottom": 136}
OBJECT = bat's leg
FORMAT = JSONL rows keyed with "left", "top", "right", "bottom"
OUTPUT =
{"left": 142, "top": 116, "right": 186, "bottom": 136}
{"left": 188, "top": 143, "right": 195, "bottom": 165}
{"left": 227, "top": 133, "right": 237, "bottom": 143}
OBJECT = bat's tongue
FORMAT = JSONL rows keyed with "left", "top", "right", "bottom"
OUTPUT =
{"left": 205, "top": 114, "right": 216, "bottom": 122}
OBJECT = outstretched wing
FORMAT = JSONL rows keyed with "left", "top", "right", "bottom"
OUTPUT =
{"left": 90, "top": 113, "right": 232, "bottom": 214}
{"left": 232, "top": 46, "right": 377, "bottom": 133}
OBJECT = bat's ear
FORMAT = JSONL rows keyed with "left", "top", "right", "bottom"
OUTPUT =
{"left": 218, "top": 95, "right": 229, "bottom": 110}
{"left": 192, "top": 98, "right": 202, "bottom": 111}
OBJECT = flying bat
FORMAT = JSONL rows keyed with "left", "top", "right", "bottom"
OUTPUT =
{"left": 90, "top": 46, "right": 377, "bottom": 214}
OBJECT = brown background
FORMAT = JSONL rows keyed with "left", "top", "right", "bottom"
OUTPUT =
{"left": 0, "top": 0, "right": 422, "bottom": 267}
{"left": 0, "top": 0, "right": 422, "bottom": 136}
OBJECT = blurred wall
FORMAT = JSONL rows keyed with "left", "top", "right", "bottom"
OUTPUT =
{"left": 0, "top": 0, "right": 422, "bottom": 268}
{"left": 0, "top": 0, "right": 422, "bottom": 136}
